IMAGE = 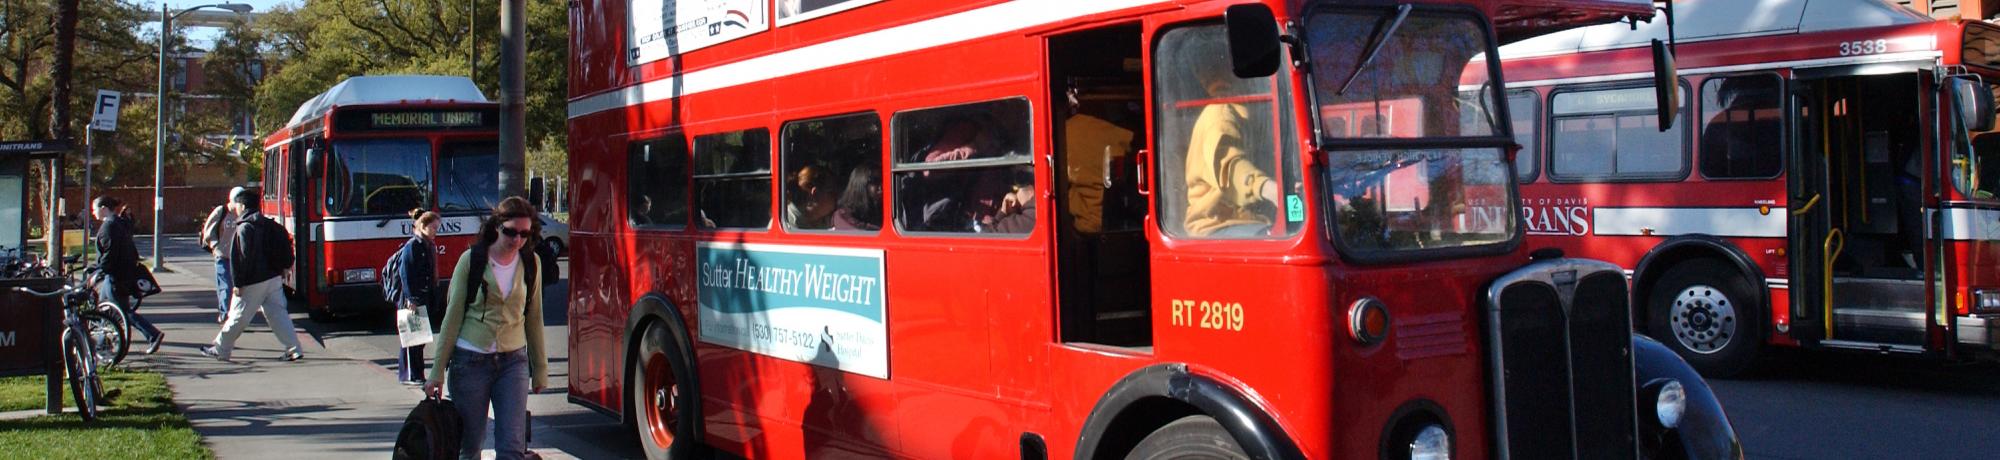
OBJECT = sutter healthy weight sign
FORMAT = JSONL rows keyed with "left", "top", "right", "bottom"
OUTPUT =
{"left": 695, "top": 242, "right": 888, "bottom": 378}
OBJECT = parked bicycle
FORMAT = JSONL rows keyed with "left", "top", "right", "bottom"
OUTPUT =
{"left": 12, "top": 280, "right": 111, "bottom": 421}
{"left": 0, "top": 248, "right": 60, "bottom": 279}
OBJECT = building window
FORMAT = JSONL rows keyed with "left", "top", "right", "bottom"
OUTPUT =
{"left": 628, "top": 136, "right": 689, "bottom": 228}
{"left": 891, "top": 98, "right": 1035, "bottom": 235}
{"left": 693, "top": 129, "right": 772, "bottom": 229}
{"left": 780, "top": 113, "right": 880, "bottom": 232}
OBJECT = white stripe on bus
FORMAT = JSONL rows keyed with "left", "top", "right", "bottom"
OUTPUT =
{"left": 1935, "top": 207, "right": 2000, "bottom": 242}
{"left": 1499, "top": 50, "right": 1942, "bottom": 91}
{"left": 566, "top": 0, "right": 1170, "bottom": 119}
{"left": 1592, "top": 207, "right": 1786, "bottom": 238}
{"left": 317, "top": 216, "right": 482, "bottom": 243}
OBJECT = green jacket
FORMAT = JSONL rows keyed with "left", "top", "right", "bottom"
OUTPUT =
{"left": 430, "top": 249, "right": 548, "bottom": 388}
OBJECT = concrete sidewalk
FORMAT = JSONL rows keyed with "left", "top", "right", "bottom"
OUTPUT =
{"left": 129, "top": 237, "right": 619, "bottom": 459}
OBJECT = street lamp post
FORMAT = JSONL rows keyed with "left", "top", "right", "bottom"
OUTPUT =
{"left": 154, "top": 2, "right": 251, "bottom": 266}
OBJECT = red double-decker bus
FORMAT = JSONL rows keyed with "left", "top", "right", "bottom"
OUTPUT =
{"left": 1499, "top": 0, "right": 2000, "bottom": 376}
{"left": 261, "top": 75, "right": 500, "bottom": 320}
{"left": 566, "top": 0, "right": 1738, "bottom": 458}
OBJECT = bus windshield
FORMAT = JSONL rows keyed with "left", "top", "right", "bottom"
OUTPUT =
{"left": 438, "top": 141, "right": 499, "bottom": 211}
{"left": 1306, "top": 7, "right": 1515, "bottom": 257}
{"left": 326, "top": 138, "right": 431, "bottom": 217}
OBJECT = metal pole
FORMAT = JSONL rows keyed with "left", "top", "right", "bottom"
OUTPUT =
{"left": 153, "top": 3, "right": 167, "bottom": 267}
{"left": 497, "top": 0, "right": 525, "bottom": 197}
{"left": 83, "top": 130, "right": 92, "bottom": 262}
{"left": 469, "top": 0, "right": 478, "bottom": 83}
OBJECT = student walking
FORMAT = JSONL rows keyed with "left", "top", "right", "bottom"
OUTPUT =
{"left": 425, "top": 197, "right": 548, "bottom": 460}
{"left": 199, "top": 187, "right": 246, "bottom": 324}
{"left": 202, "top": 191, "right": 305, "bottom": 362}
{"left": 92, "top": 197, "right": 165, "bottom": 354}
{"left": 393, "top": 209, "right": 443, "bottom": 385}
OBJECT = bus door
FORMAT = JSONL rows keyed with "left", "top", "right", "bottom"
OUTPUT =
{"left": 293, "top": 138, "right": 322, "bottom": 297}
{"left": 1790, "top": 71, "right": 1931, "bottom": 351}
{"left": 1048, "top": 25, "right": 1152, "bottom": 348}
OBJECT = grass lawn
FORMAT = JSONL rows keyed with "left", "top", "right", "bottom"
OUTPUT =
{"left": 0, "top": 368, "right": 210, "bottom": 459}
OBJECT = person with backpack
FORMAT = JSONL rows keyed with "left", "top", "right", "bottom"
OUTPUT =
{"left": 390, "top": 209, "right": 443, "bottom": 385}
{"left": 93, "top": 196, "right": 165, "bottom": 354}
{"left": 425, "top": 196, "right": 547, "bottom": 459}
{"left": 202, "top": 190, "right": 305, "bottom": 362}
{"left": 199, "top": 187, "right": 246, "bottom": 324}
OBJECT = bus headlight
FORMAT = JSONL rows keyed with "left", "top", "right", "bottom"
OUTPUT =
{"left": 1975, "top": 289, "right": 2000, "bottom": 314}
{"left": 1409, "top": 424, "right": 1450, "bottom": 460}
{"left": 341, "top": 268, "right": 377, "bottom": 284}
{"left": 1646, "top": 378, "right": 1686, "bottom": 430}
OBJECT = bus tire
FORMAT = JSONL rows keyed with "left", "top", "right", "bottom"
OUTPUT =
{"left": 307, "top": 307, "right": 335, "bottom": 323}
{"left": 1646, "top": 259, "right": 1762, "bottom": 378}
{"left": 632, "top": 320, "right": 698, "bottom": 460}
{"left": 1125, "top": 415, "right": 1248, "bottom": 460}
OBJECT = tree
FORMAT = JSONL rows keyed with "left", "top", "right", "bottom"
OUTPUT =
{"left": 254, "top": 0, "right": 568, "bottom": 148}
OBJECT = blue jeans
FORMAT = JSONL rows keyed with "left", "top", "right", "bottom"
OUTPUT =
{"left": 213, "top": 258, "right": 234, "bottom": 320}
{"left": 448, "top": 348, "right": 530, "bottom": 460}
{"left": 97, "top": 278, "right": 161, "bottom": 342}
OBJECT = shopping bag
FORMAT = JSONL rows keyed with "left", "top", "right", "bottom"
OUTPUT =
{"left": 397, "top": 307, "right": 434, "bottom": 348}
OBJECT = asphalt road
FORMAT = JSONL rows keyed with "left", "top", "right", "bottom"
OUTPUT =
{"left": 141, "top": 235, "right": 2000, "bottom": 459}
{"left": 1708, "top": 351, "right": 2000, "bottom": 460}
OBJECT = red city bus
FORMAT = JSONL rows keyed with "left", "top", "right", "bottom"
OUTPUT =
{"left": 1498, "top": 0, "right": 2000, "bottom": 376}
{"left": 565, "top": 0, "right": 1738, "bottom": 458}
{"left": 261, "top": 75, "right": 500, "bottom": 320}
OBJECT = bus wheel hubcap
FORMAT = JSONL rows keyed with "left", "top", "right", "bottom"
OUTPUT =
{"left": 1670, "top": 284, "right": 1736, "bottom": 354}
{"left": 644, "top": 356, "right": 678, "bottom": 447}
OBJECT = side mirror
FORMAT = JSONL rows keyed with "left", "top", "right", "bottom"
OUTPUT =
{"left": 528, "top": 177, "right": 547, "bottom": 208}
{"left": 1226, "top": 4, "right": 1281, "bottom": 79}
{"left": 1952, "top": 77, "right": 1996, "bottom": 133}
{"left": 304, "top": 148, "right": 324, "bottom": 175}
{"left": 1651, "top": 39, "right": 1679, "bottom": 132}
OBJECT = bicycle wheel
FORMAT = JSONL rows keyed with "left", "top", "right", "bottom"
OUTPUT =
{"left": 83, "top": 304, "right": 129, "bottom": 366}
{"left": 62, "top": 328, "right": 101, "bottom": 422}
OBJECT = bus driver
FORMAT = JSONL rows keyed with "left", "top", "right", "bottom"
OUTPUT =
{"left": 1183, "top": 64, "right": 1280, "bottom": 237}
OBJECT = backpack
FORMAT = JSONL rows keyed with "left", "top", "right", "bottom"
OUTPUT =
{"left": 463, "top": 245, "right": 539, "bottom": 311}
{"left": 392, "top": 396, "right": 461, "bottom": 460}
{"left": 382, "top": 239, "right": 413, "bottom": 303}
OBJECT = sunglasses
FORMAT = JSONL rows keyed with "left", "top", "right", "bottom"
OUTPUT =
{"left": 499, "top": 227, "right": 536, "bottom": 239}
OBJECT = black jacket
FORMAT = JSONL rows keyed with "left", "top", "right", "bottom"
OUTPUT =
{"left": 93, "top": 215, "right": 140, "bottom": 293}
{"left": 395, "top": 236, "right": 438, "bottom": 307}
{"left": 229, "top": 213, "right": 295, "bottom": 286}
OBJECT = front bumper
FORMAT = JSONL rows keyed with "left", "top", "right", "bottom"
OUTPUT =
{"left": 1958, "top": 315, "right": 2000, "bottom": 348}
{"left": 322, "top": 283, "right": 392, "bottom": 315}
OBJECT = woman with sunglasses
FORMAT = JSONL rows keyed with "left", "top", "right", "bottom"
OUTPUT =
{"left": 425, "top": 196, "right": 548, "bottom": 460}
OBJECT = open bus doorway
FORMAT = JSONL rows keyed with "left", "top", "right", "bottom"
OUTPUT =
{"left": 1791, "top": 72, "right": 1930, "bottom": 347}
{"left": 1048, "top": 25, "right": 1151, "bottom": 348}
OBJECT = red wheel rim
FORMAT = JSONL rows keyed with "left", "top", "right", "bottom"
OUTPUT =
{"left": 642, "top": 354, "right": 679, "bottom": 447}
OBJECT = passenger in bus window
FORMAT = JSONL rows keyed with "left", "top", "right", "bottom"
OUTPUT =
{"left": 921, "top": 117, "right": 1002, "bottom": 163}
{"left": 631, "top": 195, "right": 655, "bottom": 226}
{"left": 832, "top": 164, "right": 882, "bottom": 231}
{"left": 1184, "top": 65, "right": 1280, "bottom": 237}
{"left": 984, "top": 170, "right": 1036, "bottom": 234}
{"left": 786, "top": 165, "right": 839, "bottom": 230}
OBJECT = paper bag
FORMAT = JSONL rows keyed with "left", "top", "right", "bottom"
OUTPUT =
{"left": 397, "top": 307, "right": 434, "bottom": 348}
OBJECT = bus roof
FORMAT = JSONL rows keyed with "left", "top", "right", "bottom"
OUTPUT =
{"left": 284, "top": 75, "right": 490, "bottom": 128}
{"left": 1499, "top": 0, "right": 1932, "bottom": 59}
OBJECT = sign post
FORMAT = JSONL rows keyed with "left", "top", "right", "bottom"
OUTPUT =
{"left": 84, "top": 90, "right": 119, "bottom": 252}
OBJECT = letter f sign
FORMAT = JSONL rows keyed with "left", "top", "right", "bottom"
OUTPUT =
{"left": 90, "top": 90, "right": 121, "bottom": 132}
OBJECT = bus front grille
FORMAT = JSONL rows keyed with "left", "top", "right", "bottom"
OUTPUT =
{"left": 1485, "top": 258, "right": 1639, "bottom": 460}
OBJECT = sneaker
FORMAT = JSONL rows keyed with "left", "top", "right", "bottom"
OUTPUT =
{"left": 199, "top": 345, "right": 229, "bottom": 362}
{"left": 144, "top": 333, "right": 164, "bottom": 355}
{"left": 400, "top": 380, "right": 424, "bottom": 386}
{"left": 281, "top": 351, "right": 303, "bottom": 362}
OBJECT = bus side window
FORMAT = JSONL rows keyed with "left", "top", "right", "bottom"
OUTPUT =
{"left": 1699, "top": 75, "right": 1783, "bottom": 179}
{"left": 891, "top": 98, "right": 1035, "bottom": 235}
{"left": 628, "top": 136, "right": 690, "bottom": 228}
{"left": 1508, "top": 91, "right": 1540, "bottom": 182}
{"left": 1548, "top": 84, "right": 1688, "bottom": 182}
{"left": 694, "top": 129, "right": 774, "bottom": 229}
{"left": 781, "top": 113, "right": 881, "bottom": 233}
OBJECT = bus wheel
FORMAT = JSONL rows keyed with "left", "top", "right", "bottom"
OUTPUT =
{"left": 1647, "top": 259, "right": 1762, "bottom": 378}
{"left": 633, "top": 321, "right": 697, "bottom": 459}
{"left": 1125, "top": 415, "right": 1248, "bottom": 460}
{"left": 306, "top": 307, "right": 335, "bottom": 323}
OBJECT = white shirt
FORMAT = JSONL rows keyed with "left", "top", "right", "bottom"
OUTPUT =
{"left": 456, "top": 255, "right": 521, "bottom": 354}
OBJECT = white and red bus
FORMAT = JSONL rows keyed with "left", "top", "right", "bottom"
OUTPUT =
{"left": 566, "top": 0, "right": 1738, "bottom": 458}
{"left": 261, "top": 75, "right": 498, "bottom": 320}
{"left": 1498, "top": 0, "right": 2000, "bottom": 376}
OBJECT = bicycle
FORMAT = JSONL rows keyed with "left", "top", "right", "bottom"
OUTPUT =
{"left": 12, "top": 280, "right": 109, "bottom": 421}
{"left": 75, "top": 268, "right": 133, "bottom": 367}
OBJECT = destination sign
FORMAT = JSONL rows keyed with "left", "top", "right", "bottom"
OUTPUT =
{"left": 333, "top": 108, "right": 499, "bottom": 132}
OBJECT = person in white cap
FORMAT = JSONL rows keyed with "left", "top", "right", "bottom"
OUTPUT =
{"left": 200, "top": 186, "right": 247, "bottom": 324}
